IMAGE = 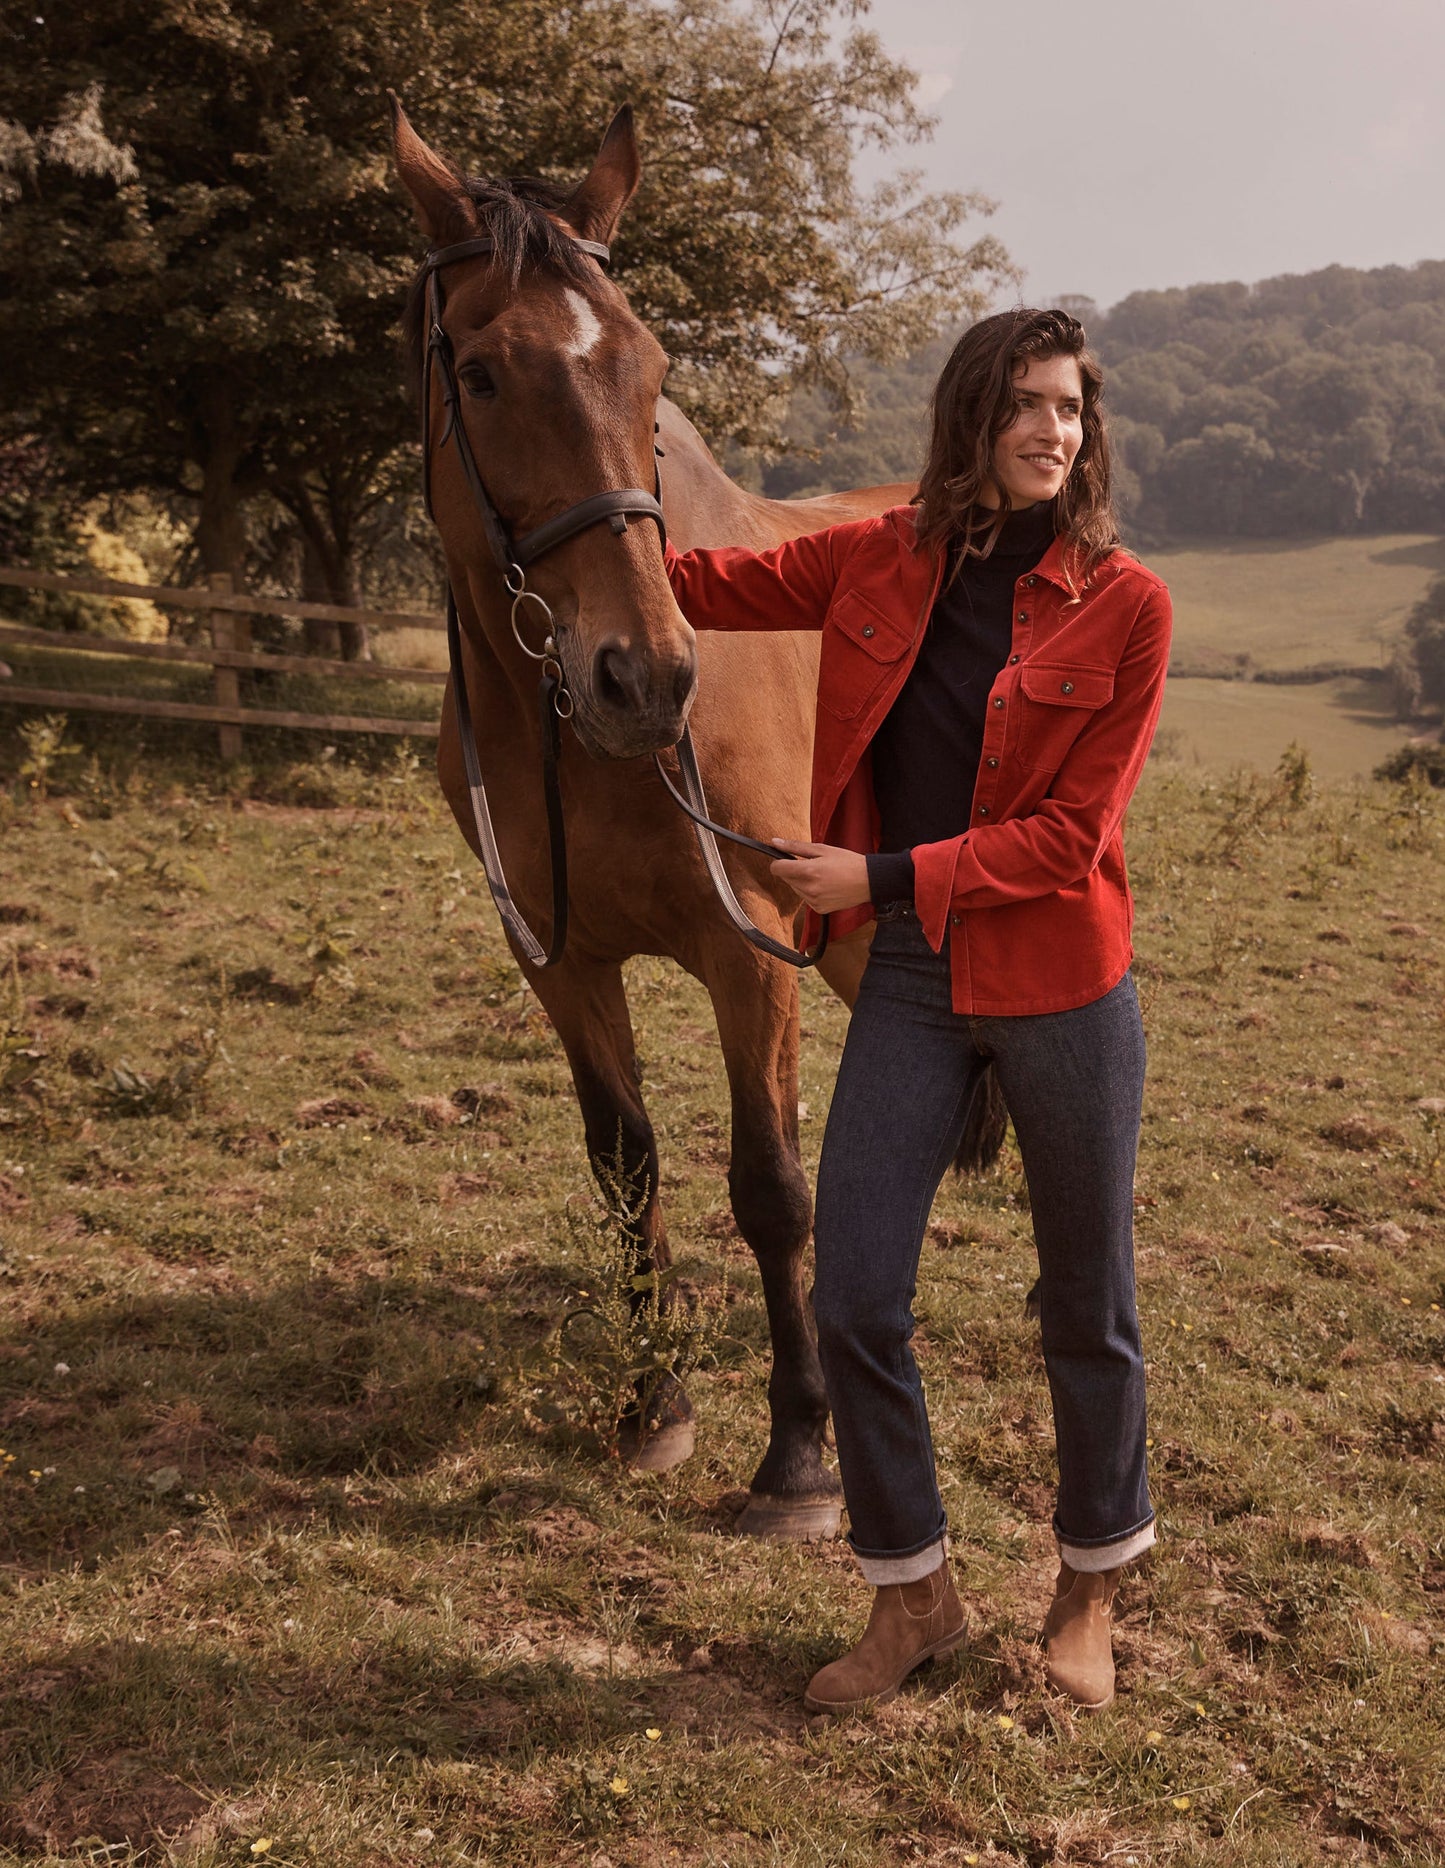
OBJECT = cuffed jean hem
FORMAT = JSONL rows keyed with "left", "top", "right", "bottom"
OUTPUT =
{"left": 1056, "top": 1516, "right": 1156, "bottom": 1573}
{"left": 852, "top": 1535, "right": 950, "bottom": 1586}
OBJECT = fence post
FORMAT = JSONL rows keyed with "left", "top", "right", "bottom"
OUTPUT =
{"left": 209, "top": 572, "right": 243, "bottom": 761}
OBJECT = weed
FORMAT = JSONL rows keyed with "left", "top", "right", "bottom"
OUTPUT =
{"left": 297, "top": 910, "right": 358, "bottom": 996}
{"left": 534, "top": 1152, "right": 719, "bottom": 1459}
{"left": 16, "top": 712, "right": 80, "bottom": 800}
{"left": 99, "top": 1026, "right": 222, "bottom": 1116}
{"left": 1203, "top": 744, "right": 1315, "bottom": 862}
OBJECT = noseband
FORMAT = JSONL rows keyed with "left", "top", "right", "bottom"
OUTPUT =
{"left": 419, "top": 230, "right": 826, "bottom": 972}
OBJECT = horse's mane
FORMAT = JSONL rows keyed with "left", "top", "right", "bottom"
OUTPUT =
{"left": 401, "top": 174, "right": 596, "bottom": 396}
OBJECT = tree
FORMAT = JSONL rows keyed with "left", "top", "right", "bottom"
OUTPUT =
{"left": 1404, "top": 574, "right": 1445, "bottom": 717}
{"left": 0, "top": 0, "right": 1010, "bottom": 632}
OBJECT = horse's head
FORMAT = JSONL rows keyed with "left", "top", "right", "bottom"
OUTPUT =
{"left": 392, "top": 100, "right": 696, "bottom": 761}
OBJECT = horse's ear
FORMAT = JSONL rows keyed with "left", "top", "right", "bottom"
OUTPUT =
{"left": 389, "top": 92, "right": 471, "bottom": 244}
{"left": 562, "top": 105, "right": 642, "bottom": 247}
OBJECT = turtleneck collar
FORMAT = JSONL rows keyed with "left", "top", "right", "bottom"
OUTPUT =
{"left": 958, "top": 499, "right": 1059, "bottom": 563}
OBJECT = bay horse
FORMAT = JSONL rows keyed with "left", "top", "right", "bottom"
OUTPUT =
{"left": 391, "top": 101, "right": 1000, "bottom": 1539}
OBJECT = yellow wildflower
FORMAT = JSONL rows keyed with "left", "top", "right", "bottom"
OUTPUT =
{"left": 1193, "top": 1702, "right": 1207, "bottom": 1716}
{"left": 1172, "top": 1796, "right": 1191, "bottom": 1811}
{"left": 1146, "top": 1729, "right": 1163, "bottom": 1743}
{"left": 644, "top": 1728, "right": 662, "bottom": 1741}
{"left": 995, "top": 1714, "right": 1015, "bottom": 1730}
{"left": 609, "top": 1776, "right": 629, "bottom": 1796}
{"left": 250, "top": 1844, "right": 274, "bottom": 1860}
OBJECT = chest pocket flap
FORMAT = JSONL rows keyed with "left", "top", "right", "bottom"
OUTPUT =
{"left": 828, "top": 589, "right": 914, "bottom": 662}
{"left": 1020, "top": 663, "right": 1115, "bottom": 708}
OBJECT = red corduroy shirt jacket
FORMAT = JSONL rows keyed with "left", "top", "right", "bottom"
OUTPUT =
{"left": 665, "top": 504, "right": 1172, "bottom": 1016}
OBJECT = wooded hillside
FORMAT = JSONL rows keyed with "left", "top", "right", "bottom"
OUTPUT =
{"left": 765, "top": 260, "right": 1445, "bottom": 544}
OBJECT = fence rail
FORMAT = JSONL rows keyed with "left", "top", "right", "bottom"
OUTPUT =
{"left": 0, "top": 564, "right": 445, "bottom": 631}
{"left": 0, "top": 564, "right": 445, "bottom": 756}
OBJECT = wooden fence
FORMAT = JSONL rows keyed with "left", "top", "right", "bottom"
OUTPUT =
{"left": 0, "top": 565, "right": 446, "bottom": 759}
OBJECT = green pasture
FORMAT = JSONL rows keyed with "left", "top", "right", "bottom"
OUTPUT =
{"left": 4, "top": 528, "right": 1443, "bottom": 789}
{"left": 1147, "top": 533, "right": 1445, "bottom": 780}
{"left": 0, "top": 732, "right": 1441, "bottom": 1867}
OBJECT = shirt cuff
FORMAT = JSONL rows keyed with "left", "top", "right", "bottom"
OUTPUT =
{"left": 866, "top": 849, "right": 916, "bottom": 907}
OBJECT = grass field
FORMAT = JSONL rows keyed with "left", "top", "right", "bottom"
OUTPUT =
{"left": 0, "top": 739, "right": 1442, "bottom": 1867}
{"left": 1145, "top": 533, "right": 1445, "bottom": 779}
{"left": 4, "top": 529, "right": 1441, "bottom": 784}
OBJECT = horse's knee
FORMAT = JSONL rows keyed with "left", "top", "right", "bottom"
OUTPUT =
{"left": 728, "top": 1141, "right": 811, "bottom": 1255}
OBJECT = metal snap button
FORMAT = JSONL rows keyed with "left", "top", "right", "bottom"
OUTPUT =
{"left": 861, "top": 624, "right": 875, "bottom": 638}
{"left": 1009, "top": 654, "right": 1020, "bottom": 664}
{"left": 993, "top": 697, "right": 1005, "bottom": 708}
{"left": 1061, "top": 680, "right": 1075, "bottom": 694}
{"left": 1025, "top": 575, "right": 1037, "bottom": 587}
{"left": 978, "top": 805, "right": 990, "bottom": 816}
{"left": 987, "top": 756, "right": 999, "bottom": 768}
{"left": 1017, "top": 611, "right": 1029, "bottom": 623}
{"left": 951, "top": 914, "right": 961, "bottom": 926}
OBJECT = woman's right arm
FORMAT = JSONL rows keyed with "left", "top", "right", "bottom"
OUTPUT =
{"left": 664, "top": 523, "right": 858, "bottom": 632}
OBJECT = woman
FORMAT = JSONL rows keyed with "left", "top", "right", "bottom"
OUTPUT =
{"left": 665, "top": 308, "right": 1171, "bottom": 1716}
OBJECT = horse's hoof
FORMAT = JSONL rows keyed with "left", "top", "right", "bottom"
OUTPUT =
{"left": 735, "top": 1492, "right": 843, "bottom": 1542}
{"left": 620, "top": 1415, "right": 696, "bottom": 1472}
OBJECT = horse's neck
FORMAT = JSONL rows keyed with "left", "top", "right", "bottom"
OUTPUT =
{"left": 657, "top": 397, "right": 910, "bottom": 553}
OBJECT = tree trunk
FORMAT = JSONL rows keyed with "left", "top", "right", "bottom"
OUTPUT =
{"left": 196, "top": 431, "right": 251, "bottom": 653}
{"left": 291, "top": 486, "right": 372, "bottom": 663}
{"left": 301, "top": 534, "right": 343, "bottom": 659}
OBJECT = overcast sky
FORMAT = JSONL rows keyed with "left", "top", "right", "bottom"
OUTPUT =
{"left": 858, "top": 0, "right": 1445, "bottom": 312}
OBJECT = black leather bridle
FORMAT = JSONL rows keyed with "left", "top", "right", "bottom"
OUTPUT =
{"left": 419, "top": 229, "right": 827, "bottom": 971}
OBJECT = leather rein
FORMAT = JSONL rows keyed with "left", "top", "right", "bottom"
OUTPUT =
{"left": 419, "top": 230, "right": 827, "bottom": 971}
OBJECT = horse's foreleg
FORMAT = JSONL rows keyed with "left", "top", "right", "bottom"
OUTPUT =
{"left": 523, "top": 954, "right": 695, "bottom": 1473}
{"left": 705, "top": 945, "right": 842, "bottom": 1541}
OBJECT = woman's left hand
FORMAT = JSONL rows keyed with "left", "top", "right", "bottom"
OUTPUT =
{"left": 769, "top": 839, "right": 872, "bottom": 912}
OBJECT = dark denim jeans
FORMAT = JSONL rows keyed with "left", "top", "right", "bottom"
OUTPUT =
{"left": 812, "top": 911, "right": 1154, "bottom": 1580}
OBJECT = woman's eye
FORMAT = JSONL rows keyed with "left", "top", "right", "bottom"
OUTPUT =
{"left": 460, "top": 364, "right": 495, "bottom": 399}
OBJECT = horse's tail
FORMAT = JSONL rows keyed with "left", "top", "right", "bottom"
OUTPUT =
{"left": 954, "top": 1060, "right": 1008, "bottom": 1176}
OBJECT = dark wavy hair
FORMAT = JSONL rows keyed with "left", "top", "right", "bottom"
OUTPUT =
{"left": 913, "top": 308, "right": 1120, "bottom": 585}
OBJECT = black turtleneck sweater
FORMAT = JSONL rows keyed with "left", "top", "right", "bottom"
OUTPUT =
{"left": 865, "top": 501, "right": 1058, "bottom": 905}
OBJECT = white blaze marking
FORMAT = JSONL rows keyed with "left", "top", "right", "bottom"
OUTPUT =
{"left": 562, "top": 288, "right": 605, "bottom": 359}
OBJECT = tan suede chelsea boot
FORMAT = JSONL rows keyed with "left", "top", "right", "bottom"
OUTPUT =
{"left": 803, "top": 1561, "right": 967, "bottom": 1715}
{"left": 1042, "top": 1562, "right": 1122, "bottom": 1710}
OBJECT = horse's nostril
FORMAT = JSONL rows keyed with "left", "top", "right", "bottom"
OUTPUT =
{"left": 596, "top": 643, "right": 639, "bottom": 713}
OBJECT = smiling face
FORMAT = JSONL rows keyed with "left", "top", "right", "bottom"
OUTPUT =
{"left": 981, "top": 353, "right": 1085, "bottom": 510}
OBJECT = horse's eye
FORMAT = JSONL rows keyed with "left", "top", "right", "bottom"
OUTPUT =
{"left": 460, "top": 363, "right": 495, "bottom": 399}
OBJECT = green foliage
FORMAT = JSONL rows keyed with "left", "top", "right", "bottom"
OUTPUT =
{"left": 763, "top": 259, "right": 1445, "bottom": 541}
{"left": 1401, "top": 570, "right": 1445, "bottom": 712}
{"left": 0, "top": 0, "right": 1009, "bottom": 604}
{"left": 537, "top": 1154, "right": 718, "bottom": 1458}
{"left": 100, "top": 1026, "right": 221, "bottom": 1117}
{"left": 1375, "top": 740, "right": 1445, "bottom": 789}
{"left": 15, "top": 713, "right": 81, "bottom": 799}
{"left": 1099, "top": 262, "right": 1445, "bottom": 537}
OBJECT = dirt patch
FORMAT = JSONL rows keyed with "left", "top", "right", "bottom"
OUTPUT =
{"left": 0, "top": 1749, "right": 208, "bottom": 1855}
{"left": 294, "top": 1095, "right": 372, "bottom": 1127}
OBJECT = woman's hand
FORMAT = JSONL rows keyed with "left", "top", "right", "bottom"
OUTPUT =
{"left": 769, "top": 839, "right": 872, "bottom": 913}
